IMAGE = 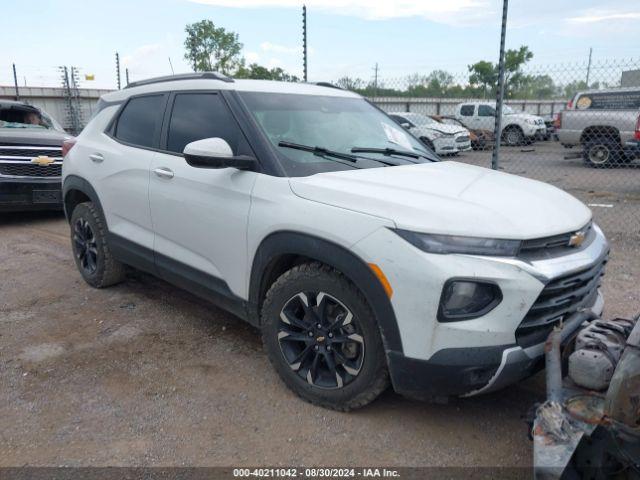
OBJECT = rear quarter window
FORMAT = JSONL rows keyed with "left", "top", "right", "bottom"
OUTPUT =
{"left": 114, "top": 95, "right": 165, "bottom": 148}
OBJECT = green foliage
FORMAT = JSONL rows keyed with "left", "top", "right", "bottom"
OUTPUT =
{"left": 468, "top": 60, "right": 497, "bottom": 98}
{"left": 236, "top": 63, "right": 300, "bottom": 82}
{"left": 184, "top": 20, "right": 299, "bottom": 81}
{"left": 184, "top": 20, "right": 244, "bottom": 74}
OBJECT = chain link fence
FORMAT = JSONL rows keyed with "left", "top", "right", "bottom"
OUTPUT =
{"left": 330, "top": 58, "right": 640, "bottom": 242}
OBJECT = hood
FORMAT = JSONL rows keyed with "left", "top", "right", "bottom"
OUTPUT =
{"left": 412, "top": 123, "right": 467, "bottom": 136}
{"left": 0, "top": 128, "right": 71, "bottom": 146}
{"left": 289, "top": 161, "right": 591, "bottom": 239}
{"left": 506, "top": 112, "right": 543, "bottom": 123}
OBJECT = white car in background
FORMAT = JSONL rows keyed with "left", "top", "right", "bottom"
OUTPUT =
{"left": 389, "top": 112, "right": 472, "bottom": 155}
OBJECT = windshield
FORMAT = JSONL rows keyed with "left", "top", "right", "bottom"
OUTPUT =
{"left": 0, "top": 105, "right": 61, "bottom": 130}
{"left": 238, "top": 92, "right": 435, "bottom": 176}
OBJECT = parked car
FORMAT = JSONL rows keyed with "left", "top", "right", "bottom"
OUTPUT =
{"left": 0, "top": 100, "right": 71, "bottom": 212}
{"left": 63, "top": 73, "right": 608, "bottom": 410}
{"left": 556, "top": 87, "right": 640, "bottom": 167}
{"left": 455, "top": 102, "right": 546, "bottom": 146}
{"left": 430, "top": 115, "right": 494, "bottom": 150}
{"left": 388, "top": 112, "right": 471, "bottom": 155}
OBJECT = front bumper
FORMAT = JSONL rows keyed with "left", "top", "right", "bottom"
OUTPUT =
{"left": 433, "top": 136, "right": 472, "bottom": 155}
{"left": 0, "top": 177, "right": 62, "bottom": 212}
{"left": 388, "top": 293, "right": 603, "bottom": 400}
{"left": 352, "top": 223, "right": 609, "bottom": 399}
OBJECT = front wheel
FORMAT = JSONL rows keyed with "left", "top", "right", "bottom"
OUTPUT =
{"left": 502, "top": 126, "right": 525, "bottom": 146}
{"left": 261, "top": 263, "right": 389, "bottom": 411}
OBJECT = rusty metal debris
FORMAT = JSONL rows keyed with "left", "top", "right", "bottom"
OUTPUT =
{"left": 533, "top": 314, "right": 640, "bottom": 479}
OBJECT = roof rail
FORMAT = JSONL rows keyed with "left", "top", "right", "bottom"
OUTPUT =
{"left": 312, "top": 82, "right": 343, "bottom": 90}
{"left": 125, "top": 72, "right": 234, "bottom": 89}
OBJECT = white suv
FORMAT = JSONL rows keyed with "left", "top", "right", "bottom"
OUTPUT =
{"left": 62, "top": 73, "right": 608, "bottom": 410}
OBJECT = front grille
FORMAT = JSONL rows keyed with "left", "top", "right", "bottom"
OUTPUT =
{"left": 0, "top": 145, "right": 62, "bottom": 159}
{"left": 0, "top": 163, "right": 62, "bottom": 177}
{"left": 515, "top": 255, "right": 607, "bottom": 348}
{"left": 519, "top": 223, "right": 594, "bottom": 260}
{"left": 455, "top": 135, "right": 470, "bottom": 143}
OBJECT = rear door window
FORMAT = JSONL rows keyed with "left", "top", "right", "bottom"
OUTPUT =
{"left": 478, "top": 105, "right": 495, "bottom": 117}
{"left": 114, "top": 95, "right": 165, "bottom": 148}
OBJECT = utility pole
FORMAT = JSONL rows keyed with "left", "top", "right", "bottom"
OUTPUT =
{"left": 115, "top": 52, "right": 121, "bottom": 90}
{"left": 586, "top": 47, "right": 593, "bottom": 86}
{"left": 126, "top": 68, "right": 130, "bottom": 86}
{"left": 168, "top": 57, "right": 175, "bottom": 75}
{"left": 302, "top": 5, "right": 308, "bottom": 82}
{"left": 373, "top": 63, "right": 379, "bottom": 98}
{"left": 491, "top": 0, "right": 509, "bottom": 171}
{"left": 12, "top": 63, "right": 20, "bottom": 100}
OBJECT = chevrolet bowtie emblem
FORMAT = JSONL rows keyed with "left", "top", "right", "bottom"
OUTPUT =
{"left": 31, "top": 155, "right": 55, "bottom": 166}
{"left": 568, "top": 231, "right": 586, "bottom": 247}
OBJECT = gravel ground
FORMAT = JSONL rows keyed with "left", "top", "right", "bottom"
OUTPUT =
{"left": 1, "top": 143, "right": 638, "bottom": 467}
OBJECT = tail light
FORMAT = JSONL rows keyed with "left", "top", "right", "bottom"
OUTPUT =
{"left": 635, "top": 114, "right": 640, "bottom": 140}
{"left": 554, "top": 112, "right": 562, "bottom": 129}
{"left": 62, "top": 138, "right": 76, "bottom": 157}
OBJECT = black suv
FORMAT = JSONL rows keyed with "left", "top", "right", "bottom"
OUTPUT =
{"left": 0, "top": 100, "right": 70, "bottom": 211}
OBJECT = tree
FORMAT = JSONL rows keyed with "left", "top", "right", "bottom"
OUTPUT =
{"left": 503, "top": 46, "right": 534, "bottom": 96}
{"left": 184, "top": 20, "right": 244, "bottom": 74}
{"left": 335, "top": 76, "right": 364, "bottom": 91}
{"left": 468, "top": 60, "right": 497, "bottom": 98}
{"left": 235, "top": 63, "right": 299, "bottom": 82}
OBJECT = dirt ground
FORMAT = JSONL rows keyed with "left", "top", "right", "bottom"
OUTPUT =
{"left": 1, "top": 143, "right": 639, "bottom": 467}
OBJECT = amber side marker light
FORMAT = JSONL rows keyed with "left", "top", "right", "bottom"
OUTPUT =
{"left": 368, "top": 263, "right": 393, "bottom": 298}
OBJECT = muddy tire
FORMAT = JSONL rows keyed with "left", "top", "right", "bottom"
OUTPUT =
{"left": 69, "top": 202, "right": 125, "bottom": 288}
{"left": 261, "top": 262, "right": 389, "bottom": 411}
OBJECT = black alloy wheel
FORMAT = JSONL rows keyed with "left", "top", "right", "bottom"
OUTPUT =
{"left": 277, "top": 291, "right": 365, "bottom": 389}
{"left": 73, "top": 217, "right": 98, "bottom": 275}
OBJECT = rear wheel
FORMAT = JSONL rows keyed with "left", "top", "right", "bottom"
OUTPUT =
{"left": 70, "top": 202, "right": 125, "bottom": 288}
{"left": 583, "top": 138, "right": 622, "bottom": 168}
{"left": 261, "top": 263, "right": 389, "bottom": 411}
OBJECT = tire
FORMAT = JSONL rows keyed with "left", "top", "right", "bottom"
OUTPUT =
{"left": 261, "top": 262, "right": 389, "bottom": 411}
{"left": 502, "top": 126, "right": 525, "bottom": 146}
{"left": 583, "top": 138, "right": 622, "bottom": 168}
{"left": 69, "top": 201, "right": 126, "bottom": 288}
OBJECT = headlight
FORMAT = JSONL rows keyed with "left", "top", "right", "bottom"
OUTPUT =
{"left": 439, "top": 280, "right": 502, "bottom": 321}
{"left": 526, "top": 118, "right": 537, "bottom": 125}
{"left": 429, "top": 131, "right": 444, "bottom": 139}
{"left": 394, "top": 229, "right": 521, "bottom": 256}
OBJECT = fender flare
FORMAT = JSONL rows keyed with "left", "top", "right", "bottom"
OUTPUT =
{"left": 248, "top": 231, "right": 404, "bottom": 354}
{"left": 62, "top": 175, "right": 105, "bottom": 223}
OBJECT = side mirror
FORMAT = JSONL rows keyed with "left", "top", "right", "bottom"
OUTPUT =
{"left": 400, "top": 122, "right": 411, "bottom": 130}
{"left": 183, "top": 138, "right": 256, "bottom": 170}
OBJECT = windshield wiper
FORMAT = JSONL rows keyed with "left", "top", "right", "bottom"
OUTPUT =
{"left": 279, "top": 140, "right": 402, "bottom": 168}
{"left": 351, "top": 146, "right": 433, "bottom": 161}
{"left": 279, "top": 140, "right": 360, "bottom": 163}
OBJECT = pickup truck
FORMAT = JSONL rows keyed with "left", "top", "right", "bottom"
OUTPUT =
{"left": 455, "top": 101, "right": 546, "bottom": 146}
{"left": 556, "top": 87, "right": 640, "bottom": 167}
{"left": 0, "top": 99, "right": 71, "bottom": 211}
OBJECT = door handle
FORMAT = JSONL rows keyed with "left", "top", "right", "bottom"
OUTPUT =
{"left": 89, "top": 153, "right": 104, "bottom": 163}
{"left": 153, "top": 167, "right": 174, "bottom": 179}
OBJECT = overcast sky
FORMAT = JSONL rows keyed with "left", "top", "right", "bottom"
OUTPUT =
{"left": 2, "top": 0, "right": 639, "bottom": 89}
